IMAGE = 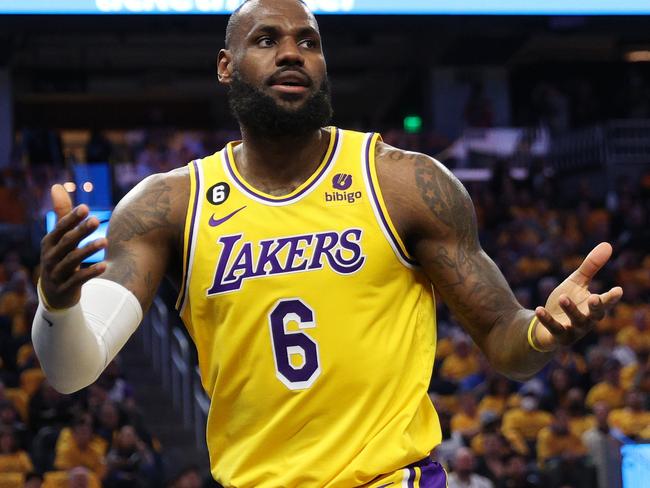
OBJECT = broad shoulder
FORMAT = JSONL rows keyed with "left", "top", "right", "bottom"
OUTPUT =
{"left": 110, "top": 166, "right": 190, "bottom": 242}
{"left": 374, "top": 141, "right": 472, "bottom": 242}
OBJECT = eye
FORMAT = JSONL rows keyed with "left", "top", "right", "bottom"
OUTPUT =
{"left": 257, "top": 37, "right": 275, "bottom": 48}
{"left": 299, "top": 39, "right": 318, "bottom": 49}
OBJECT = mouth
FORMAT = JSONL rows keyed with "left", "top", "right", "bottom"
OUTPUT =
{"left": 268, "top": 71, "right": 312, "bottom": 96}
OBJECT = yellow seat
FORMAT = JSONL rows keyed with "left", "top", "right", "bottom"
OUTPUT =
{"left": 5, "top": 388, "right": 29, "bottom": 422}
{"left": 20, "top": 368, "right": 46, "bottom": 397}
{"left": 0, "top": 472, "right": 25, "bottom": 488}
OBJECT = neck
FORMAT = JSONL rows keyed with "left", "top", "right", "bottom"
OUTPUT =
{"left": 235, "top": 127, "right": 330, "bottom": 196}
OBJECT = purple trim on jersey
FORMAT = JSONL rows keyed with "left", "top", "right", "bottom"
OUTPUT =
{"left": 177, "top": 159, "right": 201, "bottom": 312}
{"left": 363, "top": 134, "right": 417, "bottom": 266}
{"left": 224, "top": 128, "right": 340, "bottom": 204}
{"left": 406, "top": 459, "right": 448, "bottom": 488}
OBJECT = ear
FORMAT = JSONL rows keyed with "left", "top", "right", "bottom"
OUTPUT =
{"left": 217, "top": 49, "right": 234, "bottom": 85}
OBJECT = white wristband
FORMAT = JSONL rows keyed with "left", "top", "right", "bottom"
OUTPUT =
{"left": 32, "top": 278, "right": 143, "bottom": 394}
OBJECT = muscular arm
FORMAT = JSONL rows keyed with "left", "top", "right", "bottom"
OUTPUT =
{"left": 102, "top": 168, "right": 189, "bottom": 313}
{"left": 34, "top": 168, "right": 188, "bottom": 393}
{"left": 375, "top": 143, "right": 552, "bottom": 380}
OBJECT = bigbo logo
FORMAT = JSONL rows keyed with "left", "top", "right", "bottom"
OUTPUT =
{"left": 325, "top": 174, "right": 362, "bottom": 204}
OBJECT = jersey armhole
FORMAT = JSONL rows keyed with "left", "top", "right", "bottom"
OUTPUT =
{"left": 175, "top": 159, "right": 204, "bottom": 313}
{"left": 361, "top": 133, "right": 418, "bottom": 268}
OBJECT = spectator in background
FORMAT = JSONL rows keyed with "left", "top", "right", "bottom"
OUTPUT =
{"left": 440, "top": 335, "right": 480, "bottom": 383}
{"left": 496, "top": 454, "right": 538, "bottom": 488}
{"left": 96, "top": 400, "right": 122, "bottom": 446}
{"left": 564, "top": 388, "right": 595, "bottom": 437}
{"left": 451, "top": 392, "right": 482, "bottom": 442}
{"left": 539, "top": 368, "right": 572, "bottom": 411}
{"left": 105, "top": 424, "right": 156, "bottom": 488}
{"left": 474, "top": 432, "right": 508, "bottom": 484}
{"left": 448, "top": 447, "right": 494, "bottom": 488}
{"left": 478, "top": 376, "right": 513, "bottom": 417}
{"left": 582, "top": 402, "right": 623, "bottom": 488}
{"left": 608, "top": 390, "right": 650, "bottom": 440}
{"left": 54, "top": 415, "right": 108, "bottom": 480}
{"left": 586, "top": 359, "right": 626, "bottom": 410}
{"left": 28, "top": 381, "right": 74, "bottom": 435}
{"left": 0, "top": 425, "right": 33, "bottom": 474}
{"left": 617, "top": 307, "right": 650, "bottom": 353}
{"left": 536, "top": 408, "right": 588, "bottom": 467}
{"left": 621, "top": 349, "right": 649, "bottom": 390}
{"left": 502, "top": 392, "right": 552, "bottom": 453}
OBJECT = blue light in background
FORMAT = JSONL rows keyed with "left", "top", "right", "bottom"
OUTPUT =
{"left": 3, "top": 0, "right": 650, "bottom": 14}
{"left": 46, "top": 209, "right": 112, "bottom": 264}
{"left": 622, "top": 444, "right": 650, "bottom": 488}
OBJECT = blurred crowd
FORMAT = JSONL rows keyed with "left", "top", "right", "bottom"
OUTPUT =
{"left": 0, "top": 126, "right": 649, "bottom": 488}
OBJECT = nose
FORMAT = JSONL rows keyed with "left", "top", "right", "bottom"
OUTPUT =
{"left": 275, "top": 37, "right": 304, "bottom": 67}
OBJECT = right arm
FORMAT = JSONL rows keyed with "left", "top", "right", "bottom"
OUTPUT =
{"left": 34, "top": 169, "right": 189, "bottom": 393}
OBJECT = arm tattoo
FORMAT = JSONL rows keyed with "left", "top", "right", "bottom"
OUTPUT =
{"left": 103, "top": 179, "right": 172, "bottom": 289}
{"left": 414, "top": 155, "right": 519, "bottom": 323}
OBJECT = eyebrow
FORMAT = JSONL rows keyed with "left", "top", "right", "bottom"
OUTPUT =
{"left": 248, "top": 23, "right": 320, "bottom": 40}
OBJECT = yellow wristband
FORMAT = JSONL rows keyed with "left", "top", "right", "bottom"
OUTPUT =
{"left": 37, "top": 278, "right": 67, "bottom": 312}
{"left": 527, "top": 316, "right": 552, "bottom": 353}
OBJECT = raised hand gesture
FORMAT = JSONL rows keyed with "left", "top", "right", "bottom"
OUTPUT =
{"left": 39, "top": 184, "right": 107, "bottom": 310}
{"left": 532, "top": 242, "right": 623, "bottom": 352}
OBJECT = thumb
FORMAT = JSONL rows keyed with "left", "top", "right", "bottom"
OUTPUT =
{"left": 571, "top": 242, "right": 613, "bottom": 285}
{"left": 51, "top": 184, "right": 73, "bottom": 220}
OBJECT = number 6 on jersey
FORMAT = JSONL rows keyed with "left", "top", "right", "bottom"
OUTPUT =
{"left": 268, "top": 299, "right": 321, "bottom": 390}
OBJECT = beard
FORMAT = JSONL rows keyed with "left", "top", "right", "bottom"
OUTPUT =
{"left": 228, "top": 72, "right": 333, "bottom": 138}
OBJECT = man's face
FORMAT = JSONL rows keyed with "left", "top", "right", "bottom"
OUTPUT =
{"left": 219, "top": 0, "right": 332, "bottom": 136}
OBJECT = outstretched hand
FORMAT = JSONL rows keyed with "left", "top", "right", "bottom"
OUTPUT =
{"left": 39, "top": 185, "right": 107, "bottom": 309}
{"left": 532, "top": 242, "right": 623, "bottom": 352}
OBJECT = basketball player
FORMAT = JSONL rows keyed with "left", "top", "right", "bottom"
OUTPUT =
{"left": 33, "top": 1, "right": 623, "bottom": 486}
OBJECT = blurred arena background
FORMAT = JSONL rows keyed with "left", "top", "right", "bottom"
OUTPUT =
{"left": 0, "top": 1, "right": 649, "bottom": 487}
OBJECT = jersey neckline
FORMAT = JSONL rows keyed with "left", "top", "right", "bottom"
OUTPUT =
{"left": 222, "top": 127, "right": 341, "bottom": 205}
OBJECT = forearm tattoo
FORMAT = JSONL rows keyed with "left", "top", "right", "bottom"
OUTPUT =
{"left": 413, "top": 154, "right": 519, "bottom": 326}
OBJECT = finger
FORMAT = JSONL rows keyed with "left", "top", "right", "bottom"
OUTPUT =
{"left": 50, "top": 238, "right": 108, "bottom": 282}
{"left": 57, "top": 262, "right": 107, "bottom": 291}
{"left": 571, "top": 242, "right": 613, "bottom": 285}
{"left": 51, "top": 184, "right": 74, "bottom": 220}
{"left": 44, "top": 217, "right": 100, "bottom": 267}
{"left": 558, "top": 295, "right": 591, "bottom": 328}
{"left": 586, "top": 294, "right": 606, "bottom": 321}
{"left": 599, "top": 286, "right": 624, "bottom": 309}
{"left": 45, "top": 205, "right": 90, "bottom": 245}
{"left": 535, "top": 306, "right": 567, "bottom": 335}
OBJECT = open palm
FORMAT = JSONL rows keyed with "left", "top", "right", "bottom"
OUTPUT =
{"left": 534, "top": 243, "right": 623, "bottom": 350}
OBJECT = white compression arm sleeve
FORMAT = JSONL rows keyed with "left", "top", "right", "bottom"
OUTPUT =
{"left": 32, "top": 278, "right": 143, "bottom": 394}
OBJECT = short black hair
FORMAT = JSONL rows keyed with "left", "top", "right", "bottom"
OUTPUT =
{"left": 225, "top": 0, "right": 309, "bottom": 49}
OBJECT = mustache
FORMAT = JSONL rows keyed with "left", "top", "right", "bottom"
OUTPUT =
{"left": 265, "top": 66, "right": 314, "bottom": 87}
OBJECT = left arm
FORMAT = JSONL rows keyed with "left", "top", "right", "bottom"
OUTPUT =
{"left": 374, "top": 143, "right": 622, "bottom": 380}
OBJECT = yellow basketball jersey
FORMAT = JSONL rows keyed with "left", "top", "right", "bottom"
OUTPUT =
{"left": 176, "top": 128, "right": 441, "bottom": 487}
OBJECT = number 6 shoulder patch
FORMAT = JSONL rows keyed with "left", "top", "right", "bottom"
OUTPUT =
{"left": 207, "top": 182, "right": 231, "bottom": 206}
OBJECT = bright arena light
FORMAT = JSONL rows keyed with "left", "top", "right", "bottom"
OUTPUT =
{"left": 63, "top": 182, "right": 77, "bottom": 192}
{"left": 625, "top": 50, "right": 650, "bottom": 62}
